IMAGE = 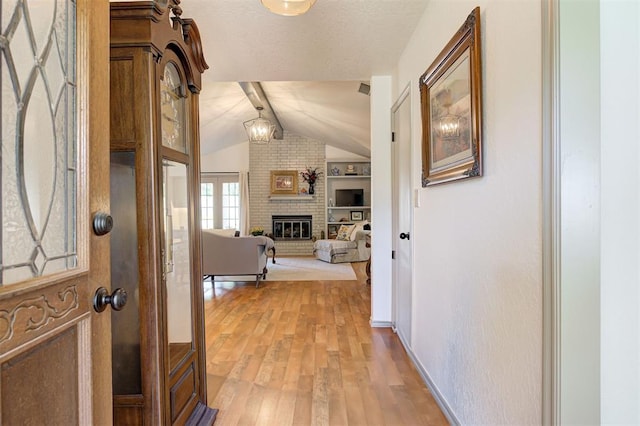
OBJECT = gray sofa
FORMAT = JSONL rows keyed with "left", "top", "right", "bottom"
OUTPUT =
{"left": 202, "top": 230, "right": 274, "bottom": 287}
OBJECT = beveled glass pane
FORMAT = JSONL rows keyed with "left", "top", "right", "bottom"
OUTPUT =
{"left": 24, "top": 75, "right": 56, "bottom": 236}
{"left": 160, "top": 63, "right": 186, "bottom": 153}
{"left": 163, "top": 161, "right": 194, "bottom": 370}
{"left": 1, "top": 0, "right": 76, "bottom": 285}
{"left": 110, "top": 152, "right": 142, "bottom": 395}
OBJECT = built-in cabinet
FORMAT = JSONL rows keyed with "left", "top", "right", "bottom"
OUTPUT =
{"left": 109, "top": 2, "right": 214, "bottom": 424}
{"left": 325, "top": 160, "right": 371, "bottom": 238}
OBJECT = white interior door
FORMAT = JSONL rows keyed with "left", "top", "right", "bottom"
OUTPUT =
{"left": 392, "top": 86, "right": 412, "bottom": 346}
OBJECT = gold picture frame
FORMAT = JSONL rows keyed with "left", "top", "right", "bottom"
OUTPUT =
{"left": 420, "top": 7, "right": 483, "bottom": 186}
{"left": 270, "top": 170, "right": 299, "bottom": 195}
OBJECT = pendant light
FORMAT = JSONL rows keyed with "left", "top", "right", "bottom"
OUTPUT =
{"left": 243, "top": 107, "right": 275, "bottom": 144}
{"left": 260, "top": 0, "right": 316, "bottom": 17}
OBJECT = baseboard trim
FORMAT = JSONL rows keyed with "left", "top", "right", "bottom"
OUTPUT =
{"left": 369, "top": 320, "right": 393, "bottom": 328}
{"left": 396, "top": 333, "right": 461, "bottom": 426}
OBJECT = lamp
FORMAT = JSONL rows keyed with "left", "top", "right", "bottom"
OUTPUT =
{"left": 244, "top": 107, "right": 275, "bottom": 144}
{"left": 260, "top": 0, "right": 316, "bottom": 16}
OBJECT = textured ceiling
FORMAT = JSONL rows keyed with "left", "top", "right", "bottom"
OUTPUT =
{"left": 178, "top": 0, "right": 430, "bottom": 156}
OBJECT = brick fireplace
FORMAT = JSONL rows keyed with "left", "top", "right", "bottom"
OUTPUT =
{"left": 249, "top": 131, "right": 325, "bottom": 255}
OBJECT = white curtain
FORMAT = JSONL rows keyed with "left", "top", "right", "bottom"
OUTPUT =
{"left": 239, "top": 170, "right": 250, "bottom": 236}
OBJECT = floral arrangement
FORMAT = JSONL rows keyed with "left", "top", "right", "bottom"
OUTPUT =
{"left": 250, "top": 226, "right": 264, "bottom": 236}
{"left": 300, "top": 167, "right": 323, "bottom": 184}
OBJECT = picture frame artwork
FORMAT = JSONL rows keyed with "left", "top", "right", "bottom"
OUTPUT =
{"left": 270, "top": 170, "right": 298, "bottom": 195}
{"left": 350, "top": 211, "right": 364, "bottom": 221}
{"left": 420, "top": 7, "right": 483, "bottom": 186}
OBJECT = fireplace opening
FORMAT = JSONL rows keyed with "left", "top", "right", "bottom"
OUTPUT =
{"left": 272, "top": 215, "right": 312, "bottom": 240}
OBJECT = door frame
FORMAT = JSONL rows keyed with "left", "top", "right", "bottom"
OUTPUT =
{"left": 541, "top": 1, "right": 560, "bottom": 423}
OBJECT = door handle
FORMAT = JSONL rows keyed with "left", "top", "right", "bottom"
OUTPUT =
{"left": 92, "top": 212, "right": 113, "bottom": 236}
{"left": 93, "top": 287, "right": 128, "bottom": 312}
{"left": 399, "top": 232, "right": 410, "bottom": 240}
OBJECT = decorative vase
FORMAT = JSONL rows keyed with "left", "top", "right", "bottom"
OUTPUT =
{"left": 308, "top": 183, "right": 315, "bottom": 195}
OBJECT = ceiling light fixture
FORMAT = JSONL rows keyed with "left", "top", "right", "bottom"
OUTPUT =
{"left": 260, "top": 0, "right": 316, "bottom": 17}
{"left": 244, "top": 107, "right": 275, "bottom": 144}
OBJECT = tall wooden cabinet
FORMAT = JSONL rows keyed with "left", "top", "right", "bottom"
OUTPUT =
{"left": 109, "top": 2, "right": 213, "bottom": 424}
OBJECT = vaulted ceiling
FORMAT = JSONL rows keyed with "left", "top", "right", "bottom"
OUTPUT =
{"left": 179, "top": 0, "right": 430, "bottom": 157}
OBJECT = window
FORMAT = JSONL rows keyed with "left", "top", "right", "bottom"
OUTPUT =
{"left": 201, "top": 173, "right": 240, "bottom": 230}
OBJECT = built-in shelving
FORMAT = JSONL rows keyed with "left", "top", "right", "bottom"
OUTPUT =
{"left": 325, "top": 160, "right": 371, "bottom": 239}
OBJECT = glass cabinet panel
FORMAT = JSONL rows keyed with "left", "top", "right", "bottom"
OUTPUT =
{"left": 160, "top": 63, "right": 187, "bottom": 153}
{"left": 163, "top": 160, "right": 194, "bottom": 369}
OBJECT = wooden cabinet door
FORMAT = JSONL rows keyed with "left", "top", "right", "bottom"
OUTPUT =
{"left": 0, "top": 0, "right": 112, "bottom": 424}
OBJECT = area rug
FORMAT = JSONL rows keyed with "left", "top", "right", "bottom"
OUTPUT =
{"left": 212, "top": 256, "right": 357, "bottom": 282}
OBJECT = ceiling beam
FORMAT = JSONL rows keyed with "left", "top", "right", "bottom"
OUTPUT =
{"left": 238, "top": 82, "right": 284, "bottom": 140}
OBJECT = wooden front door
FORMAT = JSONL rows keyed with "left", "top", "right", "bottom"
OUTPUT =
{"left": 0, "top": 0, "right": 112, "bottom": 424}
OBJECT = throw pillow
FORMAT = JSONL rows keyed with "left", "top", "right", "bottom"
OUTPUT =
{"left": 336, "top": 224, "right": 355, "bottom": 241}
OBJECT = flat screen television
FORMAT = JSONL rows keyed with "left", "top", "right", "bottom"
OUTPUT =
{"left": 335, "top": 189, "right": 364, "bottom": 207}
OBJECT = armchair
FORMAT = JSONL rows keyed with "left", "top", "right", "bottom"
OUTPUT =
{"left": 313, "top": 229, "right": 371, "bottom": 264}
{"left": 202, "top": 230, "right": 274, "bottom": 288}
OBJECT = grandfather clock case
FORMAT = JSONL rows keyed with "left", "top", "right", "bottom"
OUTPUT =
{"left": 109, "top": 1, "right": 212, "bottom": 424}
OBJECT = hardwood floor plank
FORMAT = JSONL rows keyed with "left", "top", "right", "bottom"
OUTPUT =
{"left": 358, "top": 385, "right": 387, "bottom": 426}
{"left": 328, "top": 389, "right": 348, "bottom": 425}
{"left": 311, "top": 367, "right": 330, "bottom": 426}
{"left": 205, "top": 261, "right": 449, "bottom": 425}
{"left": 273, "top": 390, "right": 297, "bottom": 426}
{"left": 236, "top": 384, "right": 266, "bottom": 425}
{"left": 292, "top": 390, "right": 312, "bottom": 425}
{"left": 256, "top": 387, "right": 281, "bottom": 426}
{"left": 344, "top": 386, "right": 368, "bottom": 424}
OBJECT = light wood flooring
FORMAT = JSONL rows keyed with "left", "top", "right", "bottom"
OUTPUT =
{"left": 204, "top": 261, "right": 449, "bottom": 425}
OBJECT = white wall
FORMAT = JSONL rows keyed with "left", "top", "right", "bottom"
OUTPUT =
{"left": 370, "top": 76, "right": 393, "bottom": 325}
{"left": 394, "top": 1, "right": 542, "bottom": 423}
{"left": 600, "top": 1, "right": 640, "bottom": 423}
{"left": 325, "top": 145, "right": 369, "bottom": 161}
{"left": 200, "top": 142, "right": 249, "bottom": 173}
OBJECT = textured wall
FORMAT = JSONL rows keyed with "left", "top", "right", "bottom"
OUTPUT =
{"left": 201, "top": 142, "right": 249, "bottom": 173}
{"left": 249, "top": 131, "right": 326, "bottom": 255}
{"left": 394, "top": 0, "right": 542, "bottom": 424}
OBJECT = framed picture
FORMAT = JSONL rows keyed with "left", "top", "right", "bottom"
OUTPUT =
{"left": 270, "top": 170, "right": 298, "bottom": 195}
{"left": 420, "top": 7, "right": 483, "bottom": 186}
{"left": 350, "top": 211, "right": 364, "bottom": 221}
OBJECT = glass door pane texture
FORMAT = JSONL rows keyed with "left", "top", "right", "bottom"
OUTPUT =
{"left": 1, "top": 0, "right": 77, "bottom": 285}
{"left": 163, "top": 161, "right": 193, "bottom": 369}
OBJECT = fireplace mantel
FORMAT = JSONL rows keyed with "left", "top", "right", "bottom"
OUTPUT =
{"left": 268, "top": 195, "right": 315, "bottom": 201}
